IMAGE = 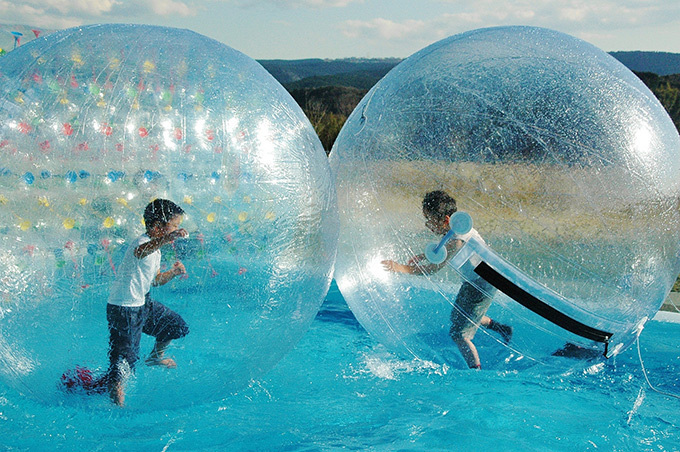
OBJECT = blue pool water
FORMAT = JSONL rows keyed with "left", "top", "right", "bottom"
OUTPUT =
{"left": 1, "top": 282, "right": 679, "bottom": 451}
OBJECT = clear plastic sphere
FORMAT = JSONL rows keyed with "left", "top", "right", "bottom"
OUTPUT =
{"left": 330, "top": 26, "right": 680, "bottom": 368}
{"left": 0, "top": 24, "right": 337, "bottom": 408}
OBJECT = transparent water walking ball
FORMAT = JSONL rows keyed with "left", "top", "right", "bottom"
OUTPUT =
{"left": 0, "top": 24, "right": 337, "bottom": 408}
{"left": 330, "top": 26, "right": 680, "bottom": 368}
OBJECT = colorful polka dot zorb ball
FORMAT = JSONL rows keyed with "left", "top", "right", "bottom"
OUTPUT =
{"left": 0, "top": 24, "right": 337, "bottom": 409}
{"left": 330, "top": 26, "right": 680, "bottom": 368}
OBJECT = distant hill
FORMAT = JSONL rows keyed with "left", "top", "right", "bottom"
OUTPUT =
{"left": 260, "top": 52, "right": 680, "bottom": 92}
{"left": 283, "top": 68, "right": 396, "bottom": 91}
{"left": 610, "top": 51, "right": 680, "bottom": 76}
{"left": 258, "top": 58, "right": 401, "bottom": 85}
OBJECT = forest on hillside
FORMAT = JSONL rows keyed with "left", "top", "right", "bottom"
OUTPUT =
{"left": 290, "top": 71, "right": 680, "bottom": 154}
{"left": 636, "top": 72, "right": 680, "bottom": 131}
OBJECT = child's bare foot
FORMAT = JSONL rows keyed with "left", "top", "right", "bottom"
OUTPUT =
{"left": 145, "top": 356, "right": 177, "bottom": 368}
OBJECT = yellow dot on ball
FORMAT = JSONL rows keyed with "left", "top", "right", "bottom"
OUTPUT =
{"left": 143, "top": 60, "right": 155, "bottom": 73}
{"left": 213, "top": 196, "right": 222, "bottom": 204}
{"left": 59, "top": 97, "right": 69, "bottom": 105}
{"left": 183, "top": 195, "right": 193, "bottom": 205}
{"left": 103, "top": 217, "right": 115, "bottom": 228}
{"left": 207, "top": 212, "right": 216, "bottom": 223}
{"left": 116, "top": 197, "right": 128, "bottom": 207}
{"left": 19, "top": 220, "right": 31, "bottom": 231}
{"left": 0, "top": 195, "right": 8, "bottom": 204}
{"left": 243, "top": 196, "right": 251, "bottom": 203}
{"left": 38, "top": 197, "right": 49, "bottom": 207}
{"left": 63, "top": 218, "right": 75, "bottom": 229}
{"left": 238, "top": 212, "right": 247, "bottom": 222}
{"left": 265, "top": 211, "right": 276, "bottom": 221}
{"left": 78, "top": 198, "right": 88, "bottom": 206}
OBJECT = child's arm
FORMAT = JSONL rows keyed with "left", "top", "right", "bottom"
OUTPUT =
{"left": 153, "top": 261, "right": 186, "bottom": 286}
{"left": 134, "top": 229, "right": 188, "bottom": 259}
{"left": 382, "top": 256, "right": 439, "bottom": 275}
{"left": 382, "top": 239, "right": 464, "bottom": 275}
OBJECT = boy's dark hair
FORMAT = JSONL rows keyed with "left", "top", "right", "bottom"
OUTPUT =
{"left": 422, "top": 190, "right": 457, "bottom": 220}
{"left": 143, "top": 199, "right": 184, "bottom": 231}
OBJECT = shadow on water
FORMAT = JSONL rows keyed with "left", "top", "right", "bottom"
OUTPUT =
{"left": 314, "top": 280, "right": 364, "bottom": 329}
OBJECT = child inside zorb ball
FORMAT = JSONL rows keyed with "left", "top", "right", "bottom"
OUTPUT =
{"left": 104, "top": 199, "right": 189, "bottom": 406}
{"left": 382, "top": 190, "right": 512, "bottom": 369}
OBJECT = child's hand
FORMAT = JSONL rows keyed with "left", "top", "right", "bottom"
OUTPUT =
{"left": 170, "top": 228, "right": 189, "bottom": 240}
{"left": 382, "top": 260, "right": 406, "bottom": 273}
{"left": 172, "top": 261, "right": 187, "bottom": 279}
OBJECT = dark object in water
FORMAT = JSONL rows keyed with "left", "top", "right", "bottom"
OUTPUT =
{"left": 552, "top": 342, "right": 603, "bottom": 360}
{"left": 61, "top": 366, "right": 107, "bottom": 394}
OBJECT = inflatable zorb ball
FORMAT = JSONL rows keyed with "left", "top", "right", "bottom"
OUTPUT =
{"left": 330, "top": 26, "right": 680, "bottom": 367}
{"left": 0, "top": 24, "right": 337, "bottom": 409}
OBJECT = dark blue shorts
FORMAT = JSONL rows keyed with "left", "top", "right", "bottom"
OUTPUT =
{"left": 450, "top": 282, "right": 493, "bottom": 340}
{"left": 106, "top": 295, "right": 189, "bottom": 375}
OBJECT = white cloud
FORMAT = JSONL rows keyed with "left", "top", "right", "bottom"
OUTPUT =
{"left": 341, "top": 18, "right": 426, "bottom": 40}
{"left": 433, "top": 0, "right": 679, "bottom": 29}
{"left": 0, "top": 1, "right": 81, "bottom": 28}
{"left": 12, "top": 0, "right": 118, "bottom": 15}
{"left": 149, "top": 0, "right": 195, "bottom": 16}
{"left": 221, "top": 0, "right": 363, "bottom": 8}
{"left": 292, "top": 0, "right": 361, "bottom": 6}
{"left": 339, "top": 0, "right": 680, "bottom": 53}
{"left": 1, "top": 0, "right": 678, "bottom": 57}
{"left": 0, "top": 0, "right": 195, "bottom": 27}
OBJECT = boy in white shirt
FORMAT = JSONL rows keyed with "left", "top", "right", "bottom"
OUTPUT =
{"left": 382, "top": 190, "right": 512, "bottom": 369}
{"left": 105, "top": 198, "right": 189, "bottom": 406}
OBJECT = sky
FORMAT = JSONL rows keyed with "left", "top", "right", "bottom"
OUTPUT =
{"left": 1, "top": 0, "right": 680, "bottom": 60}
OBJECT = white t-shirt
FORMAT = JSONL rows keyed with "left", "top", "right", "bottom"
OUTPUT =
{"left": 444, "top": 227, "right": 486, "bottom": 257}
{"left": 452, "top": 227, "right": 495, "bottom": 291}
{"left": 453, "top": 227, "right": 485, "bottom": 246}
{"left": 107, "top": 234, "right": 160, "bottom": 307}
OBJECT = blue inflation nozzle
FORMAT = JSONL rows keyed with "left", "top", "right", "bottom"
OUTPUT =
{"left": 424, "top": 211, "right": 473, "bottom": 264}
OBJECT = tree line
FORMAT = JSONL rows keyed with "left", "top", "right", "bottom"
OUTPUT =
{"left": 289, "top": 71, "right": 680, "bottom": 154}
